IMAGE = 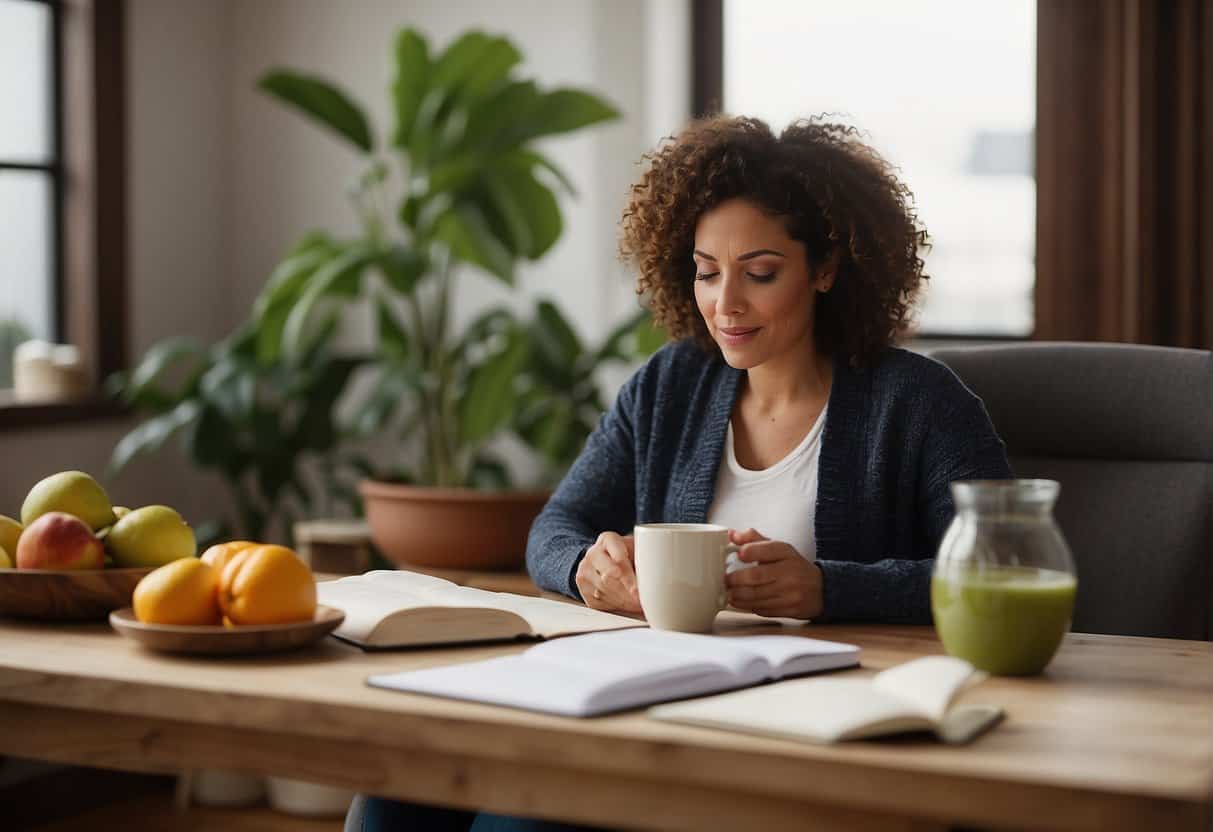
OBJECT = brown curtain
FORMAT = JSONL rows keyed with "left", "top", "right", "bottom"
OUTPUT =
{"left": 1036, "top": 0, "right": 1213, "bottom": 347}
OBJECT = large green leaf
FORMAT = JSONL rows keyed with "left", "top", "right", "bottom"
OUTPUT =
{"left": 258, "top": 71, "right": 373, "bottom": 153}
{"left": 459, "top": 328, "right": 529, "bottom": 443}
{"left": 451, "top": 306, "right": 515, "bottom": 370}
{"left": 430, "top": 32, "right": 493, "bottom": 90}
{"left": 407, "top": 32, "right": 504, "bottom": 166}
{"left": 119, "top": 337, "right": 205, "bottom": 408}
{"left": 455, "top": 36, "right": 522, "bottom": 102}
{"left": 596, "top": 308, "right": 665, "bottom": 363}
{"left": 511, "top": 89, "right": 619, "bottom": 144}
{"left": 459, "top": 81, "right": 540, "bottom": 154}
{"left": 257, "top": 453, "right": 294, "bottom": 505}
{"left": 407, "top": 87, "right": 451, "bottom": 171}
{"left": 486, "top": 159, "right": 562, "bottom": 258}
{"left": 376, "top": 296, "right": 410, "bottom": 361}
{"left": 468, "top": 454, "right": 512, "bottom": 491}
{"left": 297, "top": 357, "right": 363, "bottom": 451}
{"left": 433, "top": 206, "right": 514, "bottom": 285}
{"left": 198, "top": 359, "right": 255, "bottom": 424}
{"left": 509, "top": 149, "right": 577, "bottom": 196}
{"left": 391, "top": 29, "right": 430, "bottom": 148}
{"left": 533, "top": 300, "right": 582, "bottom": 367}
{"left": 633, "top": 316, "right": 668, "bottom": 355}
{"left": 376, "top": 245, "right": 426, "bottom": 294}
{"left": 523, "top": 399, "right": 578, "bottom": 465}
{"left": 347, "top": 365, "right": 418, "bottom": 436}
{"left": 108, "top": 400, "right": 202, "bottom": 475}
{"left": 184, "top": 404, "right": 235, "bottom": 468}
{"left": 254, "top": 242, "right": 340, "bottom": 364}
{"left": 424, "top": 157, "right": 481, "bottom": 196}
{"left": 280, "top": 244, "right": 378, "bottom": 359}
{"left": 480, "top": 175, "right": 532, "bottom": 256}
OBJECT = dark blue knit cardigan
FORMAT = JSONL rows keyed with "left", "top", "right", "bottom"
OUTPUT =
{"left": 525, "top": 339, "right": 1011, "bottom": 624}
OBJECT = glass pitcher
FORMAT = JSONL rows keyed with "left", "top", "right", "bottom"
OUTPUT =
{"left": 931, "top": 479, "right": 1078, "bottom": 676}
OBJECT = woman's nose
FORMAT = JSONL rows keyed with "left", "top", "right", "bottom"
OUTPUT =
{"left": 717, "top": 272, "right": 746, "bottom": 315}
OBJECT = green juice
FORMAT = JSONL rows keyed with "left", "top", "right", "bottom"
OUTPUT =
{"left": 931, "top": 566, "right": 1077, "bottom": 676}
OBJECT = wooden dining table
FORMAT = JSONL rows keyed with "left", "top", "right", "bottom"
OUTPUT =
{"left": 0, "top": 594, "right": 1210, "bottom": 831}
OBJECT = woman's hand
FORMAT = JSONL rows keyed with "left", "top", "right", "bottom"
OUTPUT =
{"left": 725, "top": 528, "right": 823, "bottom": 620}
{"left": 575, "top": 531, "right": 642, "bottom": 614}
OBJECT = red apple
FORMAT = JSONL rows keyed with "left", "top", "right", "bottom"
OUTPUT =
{"left": 16, "top": 511, "right": 105, "bottom": 570}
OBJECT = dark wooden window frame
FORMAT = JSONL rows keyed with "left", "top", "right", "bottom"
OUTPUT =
{"left": 0, "top": 0, "right": 127, "bottom": 430}
{"left": 690, "top": 0, "right": 1030, "bottom": 342}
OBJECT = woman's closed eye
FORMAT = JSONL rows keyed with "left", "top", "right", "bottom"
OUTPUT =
{"left": 694, "top": 271, "right": 776, "bottom": 282}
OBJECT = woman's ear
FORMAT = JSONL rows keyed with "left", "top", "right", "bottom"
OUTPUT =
{"left": 815, "top": 248, "right": 842, "bottom": 293}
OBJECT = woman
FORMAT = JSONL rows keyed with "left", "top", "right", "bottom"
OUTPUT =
{"left": 529, "top": 114, "right": 1011, "bottom": 623}
{"left": 355, "top": 115, "right": 1010, "bottom": 830}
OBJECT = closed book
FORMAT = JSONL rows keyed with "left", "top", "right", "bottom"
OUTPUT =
{"left": 316, "top": 570, "right": 643, "bottom": 649}
{"left": 367, "top": 628, "right": 861, "bottom": 716}
{"left": 649, "top": 655, "right": 1003, "bottom": 744}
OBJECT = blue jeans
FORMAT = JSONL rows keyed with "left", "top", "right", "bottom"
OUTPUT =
{"left": 358, "top": 795, "right": 609, "bottom": 832}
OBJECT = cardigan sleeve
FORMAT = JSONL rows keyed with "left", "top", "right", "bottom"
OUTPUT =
{"left": 525, "top": 376, "right": 640, "bottom": 599}
{"left": 815, "top": 377, "right": 1012, "bottom": 624}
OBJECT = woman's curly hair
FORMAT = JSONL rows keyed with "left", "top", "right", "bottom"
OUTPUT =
{"left": 620, "top": 115, "right": 930, "bottom": 365}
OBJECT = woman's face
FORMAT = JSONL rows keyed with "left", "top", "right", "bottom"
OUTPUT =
{"left": 692, "top": 198, "right": 832, "bottom": 371}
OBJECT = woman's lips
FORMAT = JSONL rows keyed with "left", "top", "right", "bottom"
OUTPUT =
{"left": 718, "top": 326, "right": 760, "bottom": 346}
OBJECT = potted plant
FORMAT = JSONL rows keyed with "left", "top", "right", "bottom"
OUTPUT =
{"left": 253, "top": 27, "right": 662, "bottom": 570}
{"left": 107, "top": 323, "right": 366, "bottom": 547}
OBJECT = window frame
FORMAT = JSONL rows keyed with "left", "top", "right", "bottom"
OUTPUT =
{"left": 689, "top": 0, "right": 1033, "bottom": 342}
{"left": 0, "top": 0, "right": 128, "bottom": 429}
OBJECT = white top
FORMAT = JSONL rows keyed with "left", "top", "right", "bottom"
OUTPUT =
{"left": 705, "top": 404, "right": 827, "bottom": 563}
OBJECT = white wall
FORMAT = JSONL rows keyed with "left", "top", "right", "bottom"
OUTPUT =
{"left": 0, "top": 0, "right": 690, "bottom": 525}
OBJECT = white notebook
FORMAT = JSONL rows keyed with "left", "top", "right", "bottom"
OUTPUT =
{"left": 649, "top": 655, "right": 1003, "bottom": 744}
{"left": 367, "top": 628, "right": 861, "bottom": 717}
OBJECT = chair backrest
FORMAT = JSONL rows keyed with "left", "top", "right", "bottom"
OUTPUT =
{"left": 929, "top": 342, "right": 1213, "bottom": 640}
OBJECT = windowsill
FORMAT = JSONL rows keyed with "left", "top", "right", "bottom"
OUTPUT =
{"left": 0, "top": 391, "right": 128, "bottom": 432}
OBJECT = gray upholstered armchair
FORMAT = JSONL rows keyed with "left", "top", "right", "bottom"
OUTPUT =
{"left": 930, "top": 342, "right": 1213, "bottom": 640}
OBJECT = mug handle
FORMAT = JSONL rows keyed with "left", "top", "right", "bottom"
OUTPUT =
{"left": 718, "top": 543, "right": 742, "bottom": 609}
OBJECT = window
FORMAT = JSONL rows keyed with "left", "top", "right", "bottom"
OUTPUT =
{"left": 0, "top": 0, "right": 127, "bottom": 427}
{"left": 0, "top": 0, "right": 60, "bottom": 387}
{"left": 697, "top": 0, "right": 1036, "bottom": 337}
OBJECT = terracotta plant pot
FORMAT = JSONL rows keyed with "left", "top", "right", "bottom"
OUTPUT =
{"left": 359, "top": 481, "right": 551, "bottom": 571}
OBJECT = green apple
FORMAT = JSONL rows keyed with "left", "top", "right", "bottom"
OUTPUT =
{"left": 0, "top": 544, "right": 11, "bottom": 569}
{"left": 106, "top": 505, "right": 196, "bottom": 567}
{"left": 21, "top": 471, "right": 116, "bottom": 531}
{"left": 0, "top": 515, "right": 22, "bottom": 560}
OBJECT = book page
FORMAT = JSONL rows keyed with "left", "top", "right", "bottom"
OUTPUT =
{"left": 649, "top": 677, "right": 929, "bottom": 743}
{"left": 871, "top": 656, "right": 981, "bottom": 723}
{"left": 722, "top": 635, "right": 861, "bottom": 678}
{"left": 528, "top": 629, "right": 769, "bottom": 681}
{"left": 369, "top": 654, "right": 621, "bottom": 717}
{"left": 370, "top": 632, "right": 752, "bottom": 716}
{"left": 316, "top": 571, "right": 641, "bottom": 644}
{"left": 465, "top": 588, "right": 645, "bottom": 637}
{"left": 316, "top": 578, "right": 439, "bottom": 643}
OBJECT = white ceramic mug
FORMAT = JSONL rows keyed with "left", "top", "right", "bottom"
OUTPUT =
{"left": 634, "top": 523, "right": 740, "bottom": 632}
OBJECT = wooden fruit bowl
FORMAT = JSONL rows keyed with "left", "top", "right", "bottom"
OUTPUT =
{"left": 0, "top": 567, "right": 155, "bottom": 620}
{"left": 109, "top": 605, "right": 345, "bottom": 655}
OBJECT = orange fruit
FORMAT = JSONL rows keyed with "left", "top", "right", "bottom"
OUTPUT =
{"left": 133, "top": 558, "right": 221, "bottom": 625}
{"left": 200, "top": 540, "right": 257, "bottom": 575}
{"left": 218, "top": 544, "right": 316, "bottom": 625}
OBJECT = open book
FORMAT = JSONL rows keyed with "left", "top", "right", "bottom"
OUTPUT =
{"left": 649, "top": 655, "right": 1003, "bottom": 744}
{"left": 367, "top": 628, "right": 860, "bottom": 716}
{"left": 316, "top": 571, "right": 643, "bottom": 649}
